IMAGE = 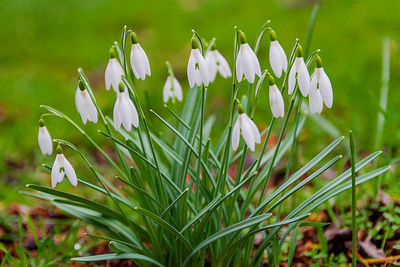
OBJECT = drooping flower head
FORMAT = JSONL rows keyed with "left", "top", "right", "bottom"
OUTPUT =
{"left": 288, "top": 45, "right": 310, "bottom": 96}
{"left": 163, "top": 63, "right": 183, "bottom": 103}
{"left": 269, "top": 29, "right": 288, "bottom": 78}
{"left": 232, "top": 103, "right": 261, "bottom": 151}
{"left": 105, "top": 46, "right": 124, "bottom": 92}
{"left": 51, "top": 145, "right": 77, "bottom": 188}
{"left": 268, "top": 74, "right": 285, "bottom": 118}
{"left": 309, "top": 55, "right": 333, "bottom": 113}
{"left": 236, "top": 30, "right": 261, "bottom": 84}
{"left": 75, "top": 79, "right": 98, "bottom": 124}
{"left": 130, "top": 31, "right": 151, "bottom": 80}
{"left": 113, "top": 82, "right": 139, "bottom": 132}
{"left": 205, "top": 42, "right": 231, "bottom": 82}
{"left": 187, "top": 36, "right": 209, "bottom": 88}
{"left": 38, "top": 119, "right": 52, "bottom": 155}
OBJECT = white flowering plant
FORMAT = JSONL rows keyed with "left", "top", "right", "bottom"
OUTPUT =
{"left": 26, "top": 16, "right": 389, "bottom": 266}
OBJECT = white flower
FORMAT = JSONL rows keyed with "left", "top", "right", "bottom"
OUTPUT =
{"left": 309, "top": 86, "right": 323, "bottom": 114}
{"left": 310, "top": 57, "right": 333, "bottom": 108}
{"left": 51, "top": 146, "right": 77, "bottom": 188}
{"left": 130, "top": 32, "right": 151, "bottom": 80}
{"left": 288, "top": 46, "right": 310, "bottom": 97}
{"left": 38, "top": 121, "right": 52, "bottom": 155}
{"left": 187, "top": 38, "right": 209, "bottom": 88}
{"left": 232, "top": 106, "right": 261, "bottom": 151}
{"left": 205, "top": 48, "right": 231, "bottom": 82}
{"left": 75, "top": 81, "right": 98, "bottom": 124}
{"left": 163, "top": 76, "right": 182, "bottom": 103}
{"left": 236, "top": 31, "right": 261, "bottom": 84}
{"left": 269, "top": 30, "right": 287, "bottom": 78}
{"left": 105, "top": 50, "right": 124, "bottom": 92}
{"left": 268, "top": 75, "right": 285, "bottom": 118}
{"left": 113, "top": 84, "right": 139, "bottom": 131}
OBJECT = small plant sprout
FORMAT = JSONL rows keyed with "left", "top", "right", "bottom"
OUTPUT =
{"left": 236, "top": 30, "right": 261, "bottom": 83}
{"left": 187, "top": 36, "right": 209, "bottom": 88}
{"left": 105, "top": 46, "right": 124, "bottom": 92}
{"left": 288, "top": 45, "right": 310, "bottom": 96}
{"left": 163, "top": 62, "right": 183, "bottom": 103}
{"left": 311, "top": 55, "right": 333, "bottom": 108}
{"left": 232, "top": 102, "right": 261, "bottom": 151}
{"left": 75, "top": 79, "right": 98, "bottom": 124}
{"left": 205, "top": 42, "right": 231, "bottom": 82}
{"left": 51, "top": 144, "right": 77, "bottom": 188}
{"left": 38, "top": 119, "right": 52, "bottom": 155}
{"left": 268, "top": 28, "right": 288, "bottom": 78}
{"left": 113, "top": 82, "right": 139, "bottom": 131}
{"left": 268, "top": 74, "right": 285, "bottom": 118}
{"left": 129, "top": 31, "right": 151, "bottom": 80}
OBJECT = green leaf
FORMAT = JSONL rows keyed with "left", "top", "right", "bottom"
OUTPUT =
{"left": 72, "top": 253, "right": 164, "bottom": 266}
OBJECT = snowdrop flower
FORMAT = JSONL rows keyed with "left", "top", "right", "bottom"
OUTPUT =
{"left": 309, "top": 84, "right": 323, "bottom": 114}
{"left": 288, "top": 45, "right": 310, "bottom": 96}
{"left": 75, "top": 80, "right": 98, "bottom": 124}
{"left": 130, "top": 31, "right": 151, "bottom": 80}
{"left": 236, "top": 31, "right": 261, "bottom": 83}
{"left": 38, "top": 120, "right": 52, "bottom": 155}
{"left": 310, "top": 56, "right": 333, "bottom": 109}
{"left": 105, "top": 46, "right": 124, "bottom": 92}
{"left": 232, "top": 103, "right": 261, "bottom": 151}
{"left": 187, "top": 37, "right": 209, "bottom": 88}
{"left": 268, "top": 74, "right": 285, "bottom": 118}
{"left": 51, "top": 145, "right": 77, "bottom": 188}
{"left": 113, "top": 82, "right": 139, "bottom": 131}
{"left": 163, "top": 75, "right": 182, "bottom": 103}
{"left": 269, "top": 29, "right": 287, "bottom": 78}
{"left": 205, "top": 43, "right": 231, "bottom": 82}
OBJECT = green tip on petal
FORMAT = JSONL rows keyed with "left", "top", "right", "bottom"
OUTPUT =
{"left": 269, "top": 29, "right": 277, "bottom": 41}
{"left": 237, "top": 103, "right": 245, "bottom": 114}
{"left": 238, "top": 31, "right": 247, "bottom": 44}
{"left": 295, "top": 45, "right": 303, "bottom": 58}
{"left": 130, "top": 31, "right": 138, "bottom": 44}
{"left": 268, "top": 74, "right": 275, "bottom": 85}
{"left": 56, "top": 144, "right": 63, "bottom": 154}
{"left": 39, "top": 119, "right": 45, "bottom": 127}
{"left": 109, "top": 46, "right": 117, "bottom": 59}
{"left": 118, "top": 82, "right": 125, "bottom": 93}
{"left": 191, "top": 37, "right": 199, "bottom": 49}
{"left": 316, "top": 56, "right": 323, "bottom": 68}
{"left": 78, "top": 79, "right": 85, "bottom": 91}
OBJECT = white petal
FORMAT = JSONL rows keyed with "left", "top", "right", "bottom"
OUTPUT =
{"left": 105, "top": 59, "right": 124, "bottom": 92}
{"left": 194, "top": 49, "right": 209, "bottom": 86}
{"left": 163, "top": 76, "right": 172, "bottom": 103}
{"left": 232, "top": 118, "right": 241, "bottom": 151}
{"left": 187, "top": 50, "right": 196, "bottom": 88}
{"left": 288, "top": 59, "right": 298, "bottom": 95}
{"left": 297, "top": 58, "right": 310, "bottom": 97}
{"left": 276, "top": 41, "right": 287, "bottom": 72}
{"left": 309, "top": 88, "right": 323, "bottom": 114}
{"left": 205, "top": 51, "right": 217, "bottom": 82}
{"left": 51, "top": 154, "right": 62, "bottom": 188}
{"left": 138, "top": 44, "right": 151, "bottom": 76}
{"left": 241, "top": 45, "right": 256, "bottom": 83}
{"left": 236, "top": 45, "right": 245, "bottom": 82}
{"left": 247, "top": 44, "right": 261, "bottom": 78}
{"left": 215, "top": 50, "right": 231, "bottom": 78}
{"left": 84, "top": 90, "right": 98, "bottom": 123}
{"left": 62, "top": 154, "right": 77, "bottom": 186}
{"left": 173, "top": 77, "right": 183, "bottom": 101}
{"left": 318, "top": 68, "right": 333, "bottom": 108}
{"left": 120, "top": 94, "right": 133, "bottom": 131}
{"left": 126, "top": 94, "right": 139, "bottom": 128}
{"left": 240, "top": 115, "right": 256, "bottom": 151}
{"left": 269, "top": 85, "right": 285, "bottom": 118}
{"left": 245, "top": 114, "right": 261, "bottom": 144}
{"left": 130, "top": 45, "right": 142, "bottom": 79}
{"left": 269, "top": 41, "right": 283, "bottom": 78}
{"left": 38, "top": 126, "right": 53, "bottom": 155}
{"left": 113, "top": 94, "right": 122, "bottom": 130}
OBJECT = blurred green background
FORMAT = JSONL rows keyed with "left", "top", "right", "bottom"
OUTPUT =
{"left": 1, "top": 0, "right": 399, "bottom": 205}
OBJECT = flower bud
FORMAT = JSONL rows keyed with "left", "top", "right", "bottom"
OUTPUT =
{"left": 118, "top": 82, "right": 125, "bottom": 93}
{"left": 39, "top": 119, "right": 45, "bottom": 127}
{"left": 191, "top": 37, "right": 199, "bottom": 49}
{"left": 268, "top": 74, "right": 275, "bottom": 86}
{"left": 78, "top": 79, "right": 85, "bottom": 91}
{"left": 316, "top": 56, "right": 323, "bottom": 68}
{"left": 56, "top": 144, "right": 63, "bottom": 154}
{"left": 109, "top": 46, "right": 117, "bottom": 59}
{"left": 237, "top": 103, "right": 245, "bottom": 114}
{"left": 295, "top": 45, "right": 303, "bottom": 58}
{"left": 269, "top": 29, "right": 277, "bottom": 41}
{"left": 239, "top": 31, "right": 247, "bottom": 44}
{"left": 130, "top": 31, "right": 138, "bottom": 44}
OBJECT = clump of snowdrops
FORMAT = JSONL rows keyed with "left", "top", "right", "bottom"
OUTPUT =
{"left": 28, "top": 19, "right": 389, "bottom": 266}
